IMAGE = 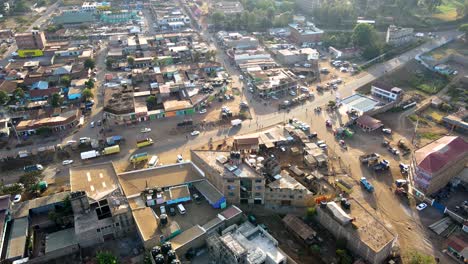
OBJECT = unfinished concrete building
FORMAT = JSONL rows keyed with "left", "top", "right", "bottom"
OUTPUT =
{"left": 206, "top": 221, "right": 287, "bottom": 264}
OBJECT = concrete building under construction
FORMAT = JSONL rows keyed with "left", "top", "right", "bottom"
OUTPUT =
{"left": 206, "top": 221, "right": 287, "bottom": 264}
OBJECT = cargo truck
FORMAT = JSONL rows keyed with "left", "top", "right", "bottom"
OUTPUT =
{"left": 24, "top": 164, "right": 44, "bottom": 173}
{"left": 136, "top": 138, "right": 153, "bottom": 148}
{"left": 80, "top": 150, "right": 100, "bottom": 160}
{"left": 359, "top": 153, "right": 380, "bottom": 164}
{"left": 360, "top": 177, "right": 374, "bottom": 192}
{"left": 106, "top": 135, "right": 124, "bottom": 146}
{"left": 102, "top": 145, "right": 120, "bottom": 155}
{"left": 130, "top": 152, "right": 148, "bottom": 163}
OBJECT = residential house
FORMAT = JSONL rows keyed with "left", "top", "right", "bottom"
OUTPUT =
{"left": 414, "top": 136, "right": 468, "bottom": 194}
{"left": 371, "top": 82, "right": 403, "bottom": 102}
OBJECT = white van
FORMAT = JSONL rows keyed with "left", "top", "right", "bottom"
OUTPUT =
{"left": 148, "top": 155, "right": 159, "bottom": 167}
{"left": 177, "top": 204, "right": 186, "bottom": 215}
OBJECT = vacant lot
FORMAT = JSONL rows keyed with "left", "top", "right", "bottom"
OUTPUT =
{"left": 373, "top": 60, "right": 449, "bottom": 95}
{"left": 427, "top": 40, "right": 468, "bottom": 60}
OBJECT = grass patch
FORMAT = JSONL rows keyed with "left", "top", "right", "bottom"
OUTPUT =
{"left": 408, "top": 114, "right": 430, "bottom": 125}
{"left": 433, "top": 0, "right": 464, "bottom": 21}
{"left": 407, "top": 73, "right": 448, "bottom": 95}
{"left": 423, "top": 108, "right": 445, "bottom": 122}
{"left": 419, "top": 132, "right": 442, "bottom": 140}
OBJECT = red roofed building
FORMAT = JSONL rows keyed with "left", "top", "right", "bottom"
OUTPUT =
{"left": 414, "top": 136, "right": 468, "bottom": 194}
{"left": 446, "top": 234, "right": 468, "bottom": 262}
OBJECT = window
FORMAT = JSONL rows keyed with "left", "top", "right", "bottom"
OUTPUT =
{"left": 298, "top": 195, "right": 303, "bottom": 199}
{"left": 227, "top": 185, "right": 235, "bottom": 190}
{"left": 115, "top": 223, "right": 120, "bottom": 227}
{"left": 228, "top": 192, "right": 235, "bottom": 197}
{"left": 289, "top": 195, "right": 294, "bottom": 199}
{"left": 97, "top": 229, "right": 101, "bottom": 232}
{"left": 255, "top": 192, "right": 262, "bottom": 197}
{"left": 227, "top": 179, "right": 235, "bottom": 183}
{"left": 255, "top": 179, "right": 262, "bottom": 183}
{"left": 255, "top": 186, "right": 262, "bottom": 190}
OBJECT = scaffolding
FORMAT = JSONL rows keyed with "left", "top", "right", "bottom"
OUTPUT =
{"left": 206, "top": 232, "right": 246, "bottom": 264}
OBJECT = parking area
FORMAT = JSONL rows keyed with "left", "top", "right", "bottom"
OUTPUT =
{"left": 151, "top": 196, "right": 222, "bottom": 231}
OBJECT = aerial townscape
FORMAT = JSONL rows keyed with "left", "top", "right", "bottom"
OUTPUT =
{"left": 0, "top": 0, "right": 468, "bottom": 263}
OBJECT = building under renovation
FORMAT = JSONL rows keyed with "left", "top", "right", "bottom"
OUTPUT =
{"left": 206, "top": 221, "right": 287, "bottom": 264}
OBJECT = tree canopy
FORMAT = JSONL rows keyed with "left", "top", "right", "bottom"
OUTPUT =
{"left": 97, "top": 252, "right": 118, "bottom": 264}
{"left": 0, "top": 91, "right": 9, "bottom": 105}
{"left": 82, "top": 88, "right": 94, "bottom": 100}
{"left": 84, "top": 58, "right": 96, "bottom": 69}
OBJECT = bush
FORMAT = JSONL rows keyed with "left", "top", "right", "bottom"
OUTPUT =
{"left": 306, "top": 207, "right": 317, "bottom": 220}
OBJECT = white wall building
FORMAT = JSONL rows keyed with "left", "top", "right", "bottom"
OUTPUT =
{"left": 371, "top": 82, "right": 403, "bottom": 102}
{"left": 386, "top": 25, "right": 414, "bottom": 46}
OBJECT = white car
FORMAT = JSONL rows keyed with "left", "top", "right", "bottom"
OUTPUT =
{"left": 66, "top": 140, "right": 77, "bottom": 145}
{"left": 90, "top": 121, "right": 95, "bottom": 128}
{"left": 239, "top": 75, "right": 244, "bottom": 80}
{"left": 199, "top": 109, "right": 207, "bottom": 114}
{"left": 382, "top": 128, "right": 392, "bottom": 134}
{"left": 289, "top": 91, "right": 296, "bottom": 96}
{"left": 416, "top": 203, "right": 428, "bottom": 211}
{"left": 140, "top": 128, "right": 152, "bottom": 133}
{"left": 177, "top": 154, "right": 184, "bottom": 163}
{"left": 62, "top": 160, "right": 74, "bottom": 165}
{"left": 13, "top": 194, "right": 21, "bottom": 203}
{"left": 191, "top": 131, "right": 200, "bottom": 136}
{"left": 300, "top": 86, "right": 309, "bottom": 93}
{"left": 8, "top": 59, "right": 15, "bottom": 63}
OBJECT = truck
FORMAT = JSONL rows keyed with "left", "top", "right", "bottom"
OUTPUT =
{"left": 24, "top": 164, "right": 44, "bottom": 173}
{"left": 231, "top": 119, "right": 242, "bottom": 126}
{"left": 106, "top": 135, "right": 124, "bottom": 146}
{"left": 136, "top": 138, "right": 153, "bottom": 148}
{"left": 373, "top": 160, "right": 390, "bottom": 171}
{"left": 359, "top": 153, "right": 380, "bottom": 164}
{"left": 102, "top": 145, "right": 120, "bottom": 155}
{"left": 360, "top": 177, "right": 374, "bottom": 192}
{"left": 397, "top": 139, "right": 411, "bottom": 156}
{"left": 80, "top": 150, "right": 100, "bottom": 160}
{"left": 130, "top": 152, "right": 148, "bottom": 163}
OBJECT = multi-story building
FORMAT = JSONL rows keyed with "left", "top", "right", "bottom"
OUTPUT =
{"left": 69, "top": 163, "right": 135, "bottom": 247}
{"left": 191, "top": 150, "right": 266, "bottom": 205}
{"left": 275, "top": 48, "right": 319, "bottom": 65}
{"left": 413, "top": 136, "right": 468, "bottom": 194}
{"left": 386, "top": 25, "right": 414, "bottom": 46}
{"left": 14, "top": 31, "right": 47, "bottom": 57}
{"left": 370, "top": 82, "right": 403, "bottom": 102}
{"left": 247, "top": 68, "right": 297, "bottom": 96}
{"left": 217, "top": 32, "right": 259, "bottom": 50}
{"left": 212, "top": 1, "right": 244, "bottom": 15}
{"left": 288, "top": 22, "right": 323, "bottom": 44}
{"left": 265, "top": 170, "right": 313, "bottom": 208}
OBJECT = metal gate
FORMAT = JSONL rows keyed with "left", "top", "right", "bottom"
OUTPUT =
{"left": 431, "top": 200, "right": 446, "bottom": 214}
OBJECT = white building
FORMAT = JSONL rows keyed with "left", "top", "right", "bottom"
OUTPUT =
{"left": 371, "top": 82, "right": 403, "bottom": 102}
{"left": 386, "top": 25, "right": 414, "bottom": 46}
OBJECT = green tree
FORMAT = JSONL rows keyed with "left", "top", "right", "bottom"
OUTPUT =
{"left": 82, "top": 88, "right": 94, "bottom": 100}
{"left": 336, "top": 249, "right": 353, "bottom": 264}
{"left": 85, "top": 79, "right": 95, "bottom": 89}
{"left": 0, "top": 90, "right": 9, "bottom": 105}
{"left": 51, "top": 93, "right": 62, "bottom": 107}
{"left": 459, "top": 23, "right": 468, "bottom": 35}
{"left": 127, "top": 56, "right": 135, "bottom": 66}
{"left": 352, "top": 23, "right": 377, "bottom": 47}
{"left": 19, "top": 171, "right": 40, "bottom": 193}
{"left": 60, "top": 75, "right": 71, "bottom": 87}
{"left": 0, "top": 183, "right": 23, "bottom": 196}
{"left": 306, "top": 206, "right": 317, "bottom": 220}
{"left": 97, "top": 252, "right": 118, "bottom": 264}
{"left": 146, "top": 95, "right": 156, "bottom": 106}
{"left": 211, "top": 11, "right": 225, "bottom": 27}
{"left": 84, "top": 58, "right": 96, "bottom": 69}
{"left": 106, "top": 58, "right": 116, "bottom": 68}
{"left": 14, "top": 88, "right": 25, "bottom": 99}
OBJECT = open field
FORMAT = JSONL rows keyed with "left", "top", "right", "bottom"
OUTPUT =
{"left": 432, "top": 0, "right": 466, "bottom": 21}
{"left": 427, "top": 40, "right": 468, "bottom": 60}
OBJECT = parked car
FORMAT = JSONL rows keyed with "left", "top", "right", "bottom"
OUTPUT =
{"left": 160, "top": 205, "right": 166, "bottom": 215}
{"left": 416, "top": 203, "right": 427, "bottom": 211}
{"left": 13, "top": 194, "right": 21, "bottom": 203}
{"left": 191, "top": 130, "right": 200, "bottom": 136}
{"left": 169, "top": 207, "right": 176, "bottom": 216}
{"left": 90, "top": 121, "right": 95, "bottom": 128}
{"left": 177, "top": 154, "right": 184, "bottom": 163}
{"left": 199, "top": 109, "right": 207, "bottom": 114}
{"left": 289, "top": 90, "right": 296, "bottom": 96}
{"left": 382, "top": 128, "right": 392, "bottom": 134}
{"left": 62, "top": 160, "right": 74, "bottom": 165}
{"left": 141, "top": 127, "right": 152, "bottom": 133}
